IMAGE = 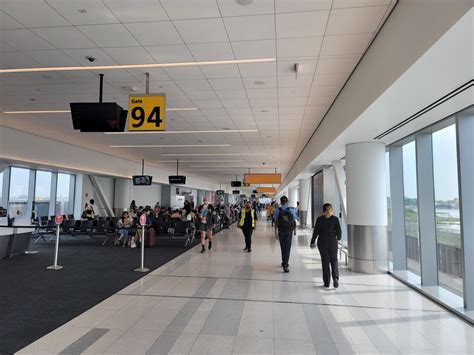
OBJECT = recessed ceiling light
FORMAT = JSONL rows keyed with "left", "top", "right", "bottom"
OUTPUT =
{"left": 0, "top": 58, "right": 276, "bottom": 74}
{"left": 236, "top": 0, "right": 253, "bottom": 5}
{"left": 109, "top": 144, "right": 231, "bottom": 148}
{"left": 254, "top": 81, "right": 265, "bottom": 85}
{"left": 156, "top": 160, "right": 245, "bottom": 163}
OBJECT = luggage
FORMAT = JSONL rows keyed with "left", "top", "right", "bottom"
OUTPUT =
{"left": 145, "top": 228, "right": 156, "bottom": 247}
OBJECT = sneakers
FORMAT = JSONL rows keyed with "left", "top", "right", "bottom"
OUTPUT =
{"left": 208, "top": 241, "right": 212, "bottom": 250}
{"left": 243, "top": 247, "right": 248, "bottom": 251}
{"left": 200, "top": 245, "right": 205, "bottom": 253}
{"left": 131, "top": 242, "right": 137, "bottom": 248}
{"left": 283, "top": 267, "right": 290, "bottom": 273}
{"left": 247, "top": 249, "right": 251, "bottom": 253}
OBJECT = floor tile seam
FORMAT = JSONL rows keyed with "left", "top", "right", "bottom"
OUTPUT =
{"left": 115, "top": 293, "right": 446, "bottom": 314}
{"left": 143, "top": 273, "right": 408, "bottom": 288}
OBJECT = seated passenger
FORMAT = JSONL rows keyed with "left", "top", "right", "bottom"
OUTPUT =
{"left": 115, "top": 211, "right": 133, "bottom": 247}
{"left": 171, "top": 209, "right": 183, "bottom": 220}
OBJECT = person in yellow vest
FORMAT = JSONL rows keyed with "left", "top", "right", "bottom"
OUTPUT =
{"left": 239, "top": 201, "right": 256, "bottom": 252}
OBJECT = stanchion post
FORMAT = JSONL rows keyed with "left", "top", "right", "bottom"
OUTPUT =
{"left": 47, "top": 214, "right": 63, "bottom": 270}
{"left": 135, "top": 214, "right": 149, "bottom": 272}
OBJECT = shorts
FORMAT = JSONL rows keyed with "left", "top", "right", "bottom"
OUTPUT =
{"left": 199, "top": 222, "right": 212, "bottom": 232}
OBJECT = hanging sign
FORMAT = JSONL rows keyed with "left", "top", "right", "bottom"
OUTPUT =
{"left": 128, "top": 94, "right": 165, "bottom": 131}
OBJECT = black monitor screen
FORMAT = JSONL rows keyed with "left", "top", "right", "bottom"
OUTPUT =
{"left": 132, "top": 175, "right": 152, "bottom": 186}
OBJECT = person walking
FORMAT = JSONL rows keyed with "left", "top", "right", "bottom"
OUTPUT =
{"left": 273, "top": 196, "right": 297, "bottom": 273}
{"left": 198, "top": 196, "right": 216, "bottom": 253}
{"left": 239, "top": 201, "right": 256, "bottom": 252}
{"left": 310, "top": 203, "right": 342, "bottom": 288}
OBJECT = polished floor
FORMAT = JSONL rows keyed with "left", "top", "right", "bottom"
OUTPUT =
{"left": 18, "top": 222, "right": 473, "bottom": 354}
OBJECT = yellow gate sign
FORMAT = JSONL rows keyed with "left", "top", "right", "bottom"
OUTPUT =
{"left": 128, "top": 94, "right": 165, "bottom": 131}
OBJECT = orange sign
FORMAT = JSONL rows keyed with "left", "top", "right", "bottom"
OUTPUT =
{"left": 256, "top": 187, "right": 276, "bottom": 193}
{"left": 244, "top": 173, "right": 281, "bottom": 184}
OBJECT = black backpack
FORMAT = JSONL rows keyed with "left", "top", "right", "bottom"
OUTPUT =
{"left": 277, "top": 207, "right": 293, "bottom": 230}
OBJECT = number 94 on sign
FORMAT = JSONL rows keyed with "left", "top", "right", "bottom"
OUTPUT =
{"left": 128, "top": 95, "right": 165, "bottom": 131}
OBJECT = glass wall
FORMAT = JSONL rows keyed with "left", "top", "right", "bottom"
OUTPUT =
{"left": 432, "top": 124, "right": 463, "bottom": 295}
{"left": 8, "top": 167, "right": 30, "bottom": 217}
{"left": 385, "top": 151, "right": 392, "bottom": 262}
{"left": 1, "top": 166, "right": 76, "bottom": 218}
{"left": 0, "top": 171, "right": 3, "bottom": 207}
{"left": 34, "top": 171, "right": 52, "bottom": 218}
{"left": 402, "top": 141, "right": 420, "bottom": 275}
{"left": 386, "top": 106, "right": 473, "bottom": 319}
{"left": 56, "top": 173, "right": 75, "bottom": 215}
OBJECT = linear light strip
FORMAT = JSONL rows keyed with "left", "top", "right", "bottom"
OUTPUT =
{"left": 109, "top": 144, "right": 231, "bottom": 148}
{"left": 0, "top": 58, "right": 276, "bottom": 74}
{"left": 156, "top": 160, "right": 245, "bottom": 163}
{"left": 105, "top": 129, "right": 258, "bottom": 135}
{"left": 3, "top": 108, "right": 197, "bottom": 114}
{"left": 162, "top": 153, "right": 266, "bottom": 156}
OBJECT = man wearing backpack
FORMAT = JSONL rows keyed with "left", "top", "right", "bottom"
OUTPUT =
{"left": 273, "top": 196, "right": 297, "bottom": 273}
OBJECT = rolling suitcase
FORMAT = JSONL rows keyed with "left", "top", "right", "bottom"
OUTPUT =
{"left": 145, "top": 228, "right": 156, "bottom": 247}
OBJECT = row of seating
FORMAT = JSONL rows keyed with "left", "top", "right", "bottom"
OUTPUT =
{"left": 34, "top": 213, "right": 238, "bottom": 247}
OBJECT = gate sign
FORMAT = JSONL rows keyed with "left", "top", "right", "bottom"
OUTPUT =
{"left": 128, "top": 94, "right": 165, "bottom": 131}
{"left": 54, "top": 213, "right": 63, "bottom": 225}
{"left": 139, "top": 214, "right": 147, "bottom": 226}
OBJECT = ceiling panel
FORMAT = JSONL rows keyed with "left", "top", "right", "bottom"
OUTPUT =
{"left": 276, "top": 11, "right": 329, "bottom": 38}
{"left": 217, "top": 0, "right": 274, "bottom": 16}
{"left": 32, "top": 26, "right": 97, "bottom": 49}
{"left": 0, "top": 11, "right": 25, "bottom": 30}
{"left": 47, "top": 0, "right": 119, "bottom": 25}
{"left": 174, "top": 18, "right": 228, "bottom": 44}
{"left": 146, "top": 44, "right": 193, "bottom": 63}
{"left": 275, "top": 0, "right": 332, "bottom": 13}
{"left": 188, "top": 42, "right": 235, "bottom": 61}
{"left": 125, "top": 22, "right": 183, "bottom": 46}
{"left": 223, "top": 15, "right": 275, "bottom": 41}
{"left": 160, "top": 0, "right": 221, "bottom": 20}
{"left": 276, "top": 37, "right": 322, "bottom": 58}
{"left": 78, "top": 24, "right": 138, "bottom": 48}
{"left": 103, "top": 0, "right": 168, "bottom": 22}
{"left": 1, "top": 0, "right": 70, "bottom": 27}
{"left": 103, "top": 47, "right": 155, "bottom": 65}
{"left": 231, "top": 39, "right": 276, "bottom": 59}
{"left": 0, "top": 29, "right": 55, "bottom": 51}
{"left": 326, "top": 6, "right": 388, "bottom": 35}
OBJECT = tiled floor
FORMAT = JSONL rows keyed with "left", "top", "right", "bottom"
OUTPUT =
{"left": 18, "top": 222, "right": 474, "bottom": 354}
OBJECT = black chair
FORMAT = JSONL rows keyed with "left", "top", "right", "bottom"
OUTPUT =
{"left": 168, "top": 220, "right": 196, "bottom": 247}
{"left": 34, "top": 219, "right": 56, "bottom": 243}
{"left": 62, "top": 219, "right": 77, "bottom": 236}
{"left": 78, "top": 219, "right": 94, "bottom": 237}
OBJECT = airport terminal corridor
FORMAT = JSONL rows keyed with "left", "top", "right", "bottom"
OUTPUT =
{"left": 18, "top": 221, "right": 474, "bottom": 355}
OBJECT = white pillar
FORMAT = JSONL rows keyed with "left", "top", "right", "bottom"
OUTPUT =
{"left": 114, "top": 178, "right": 131, "bottom": 211}
{"left": 298, "top": 178, "right": 311, "bottom": 228}
{"left": 288, "top": 186, "right": 298, "bottom": 208}
{"left": 346, "top": 142, "right": 388, "bottom": 274}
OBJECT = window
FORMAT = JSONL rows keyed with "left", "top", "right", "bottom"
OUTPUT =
{"left": 0, "top": 171, "right": 3, "bottom": 207}
{"left": 8, "top": 167, "right": 30, "bottom": 217}
{"left": 402, "top": 141, "right": 420, "bottom": 275}
{"left": 386, "top": 151, "right": 392, "bottom": 262}
{"left": 432, "top": 124, "right": 463, "bottom": 295}
{"left": 34, "top": 171, "right": 52, "bottom": 218}
{"left": 56, "top": 173, "right": 75, "bottom": 215}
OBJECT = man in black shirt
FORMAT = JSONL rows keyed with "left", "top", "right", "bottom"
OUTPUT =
{"left": 239, "top": 201, "right": 256, "bottom": 252}
{"left": 310, "top": 203, "right": 342, "bottom": 288}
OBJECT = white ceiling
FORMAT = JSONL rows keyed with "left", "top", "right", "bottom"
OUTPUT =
{"left": 0, "top": 0, "right": 395, "bottom": 184}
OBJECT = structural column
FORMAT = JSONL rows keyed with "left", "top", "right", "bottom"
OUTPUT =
{"left": 346, "top": 142, "right": 388, "bottom": 274}
{"left": 298, "top": 178, "right": 311, "bottom": 228}
{"left": 288, "top": 186, "right": 298, "bottom": 208}
{"left": 416, "top": 132, "right": 438, "bottom": 285}
{"left": 389, "top": 145, "right": 407, "bottom": 270}
{"left": 456, "top": 110, "right": 474, "bottom": 310}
